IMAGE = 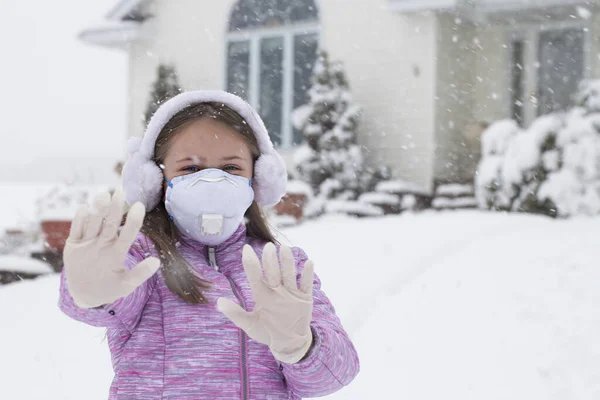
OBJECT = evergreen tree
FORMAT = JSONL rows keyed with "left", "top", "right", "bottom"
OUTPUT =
{"left": 144, "top": 64, "right": 182, "bottom": 125}
{"left": 292, "top": 50, "right": 388, "bottom": 200}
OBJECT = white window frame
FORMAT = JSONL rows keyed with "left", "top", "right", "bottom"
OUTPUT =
{"left": 504, "top": 19, "right": 592, "bottom": 125}
{"left": 225, "top": 23, "right": 321, "bottom": 149}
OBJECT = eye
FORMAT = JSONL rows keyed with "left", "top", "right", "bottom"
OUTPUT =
{"left": 182, "top": 165, "right": 200, "bottom": 173}
{"left": 223, "top": 164, "right": 240, "bottom": 172}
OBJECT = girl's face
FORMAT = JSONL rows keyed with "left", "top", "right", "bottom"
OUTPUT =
{"left": 162, "top": 117, "right": 254, "bottom": 183}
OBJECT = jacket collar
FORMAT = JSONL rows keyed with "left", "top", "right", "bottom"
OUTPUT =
{"left": 178, "top": 224, "right": 247, "bottom": 266}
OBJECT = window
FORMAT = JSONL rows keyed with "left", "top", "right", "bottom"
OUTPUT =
{"left": 226, "top": 0, "right": 320, "bottom": 147}
{"left": 537, "top": 28, "right": 584, "bottom": 116}
{"left": 506, "top": 25, "right": 588, "bottom": 125}
{"left": 227, "top": 41, "right": 251, "bottom": 100}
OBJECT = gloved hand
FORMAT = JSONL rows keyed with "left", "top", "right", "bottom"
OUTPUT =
{"left": 63, "top": 189, "right": 161, "bottom": 309}
{"left": 217, "top": 243, "right": 315, "bottom": 364}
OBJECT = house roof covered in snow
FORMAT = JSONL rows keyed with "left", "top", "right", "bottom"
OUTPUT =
{"left": 389, "top": 0, "right": 597, "bottom": 23}
{"left": 79, "top": 0, "right": 153, "bottom": 49}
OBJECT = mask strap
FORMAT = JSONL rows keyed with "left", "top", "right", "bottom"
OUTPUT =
{"left": 163, "top": 177, "right": 175, "bottom": 221}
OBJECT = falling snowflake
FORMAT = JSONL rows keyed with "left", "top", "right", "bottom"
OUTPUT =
{"left": 576, "top": 6, "right": 592, "bottom": 20}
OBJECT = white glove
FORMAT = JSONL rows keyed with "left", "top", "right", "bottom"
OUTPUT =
{"left": 217, "top": 243, "right": 315, "bottom": 364}
{"left": 63, "top": 189, "right": 161, "bottom": 309}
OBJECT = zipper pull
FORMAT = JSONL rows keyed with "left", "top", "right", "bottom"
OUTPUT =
{"left": 208, "top": 247, "right": 219, "bottom": 271}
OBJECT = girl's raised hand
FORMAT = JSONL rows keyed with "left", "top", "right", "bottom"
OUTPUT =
{"left": 217, "top": 243, "right": 315, "bottom": 364}
{"left": 63, "top": 189, "right": 161, "bottom": 309}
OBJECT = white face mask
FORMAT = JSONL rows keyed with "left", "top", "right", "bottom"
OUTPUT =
{"left": 164, "top": 168, "right": 254, "bottom": 246}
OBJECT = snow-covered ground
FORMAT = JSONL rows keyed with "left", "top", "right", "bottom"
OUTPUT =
{"left": 0, "top": 183, "right": 113, "bottom": 231}
{"left": 1, "top": 207, "right": 599, "bottom": 399}
{"left": 0, "top": 255, "right": 54, "bottom": 274}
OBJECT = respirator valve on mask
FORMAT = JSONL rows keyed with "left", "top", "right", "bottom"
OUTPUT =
{"left": 201, "top": 214, "right": 224, "bottom": 236}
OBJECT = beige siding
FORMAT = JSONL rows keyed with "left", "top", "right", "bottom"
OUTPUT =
{"left": 473, "top": 24, "right": 509, "bottom": 124}
{"left": 433, "top": 16, "right": 513, "bottom": 183}
{"left": 433, "top": 13, "right": 476, "bottom": 183}
{"left": 319, "top": 0, "right": 437, "bottom": 188}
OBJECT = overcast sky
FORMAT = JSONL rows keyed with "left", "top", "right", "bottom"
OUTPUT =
{"left": 0, "top": 0, "right": 127, "bottom": 183}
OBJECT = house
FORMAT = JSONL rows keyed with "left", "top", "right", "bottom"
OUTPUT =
{"left": 80, "top": 0, "right": 600, "bottom": 190}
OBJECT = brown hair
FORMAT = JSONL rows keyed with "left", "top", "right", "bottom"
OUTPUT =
{"left": 142, "top": 102, "right": 277, "bottom": 304}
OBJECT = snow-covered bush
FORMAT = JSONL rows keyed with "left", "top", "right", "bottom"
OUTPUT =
{"left": 292, "top": 50, "right": 390, "bottom": 216}
{"left": 476, "top": 120, "right": 520, "bottom": 210}
{"left": 476, "top": 80, "right": 600, "bottom": 217}
{"left": 575, "top": 79, "right": 600, "bottom": 113}
{"left": 375, "top": 179, "right": 432, "bottom": 212}
{"left": 538, "top": 109, "right": 600, "bottom": 216}
{"left": 324, "top": 200, "right": 384, "bottom": 218}
{"left": 358, "top": 192, "right": 400, "bottom": 215}
{"left": 37, "top": 184, "right": 91, "bottom": 221}
{"left": 432, "top": 183, "right": 477, "bottom": 210}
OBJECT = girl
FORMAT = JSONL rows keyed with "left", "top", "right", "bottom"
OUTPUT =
{"left": 59, "top": 90, "right": 359, "bottom": 399}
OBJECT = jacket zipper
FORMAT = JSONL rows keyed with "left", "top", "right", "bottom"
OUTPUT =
{"left": 209, "top": 247, "right": 249, "bottom": 400}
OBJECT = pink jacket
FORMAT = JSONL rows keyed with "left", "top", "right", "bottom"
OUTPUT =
{"left": 58, "top": 225, "right": 359, "bottom": 399}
